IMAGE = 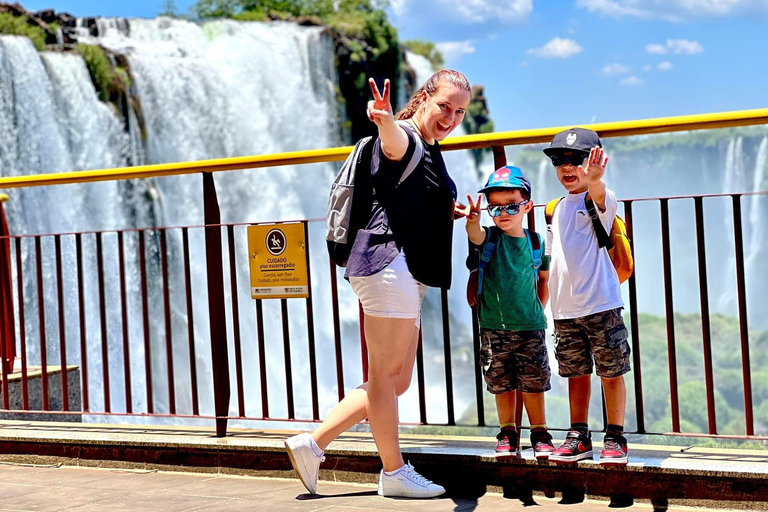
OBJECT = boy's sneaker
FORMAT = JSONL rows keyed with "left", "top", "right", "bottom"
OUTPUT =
{"left": 284, "top": 432, "right": 325, "bottom": 494}
{"left": 377, "top": 462, "right": 446, "bottom": 498}
{"left": 530, "top": 430, "right": 556, "bottom": 459}
{"left": 599, "top": 433, "right": 629, "bottom": 465}
{"left": 549, "top": 430, "right": 593, "bottom": 463}
{"left": 494, "top": 428, "right": 520, "bottom": 457}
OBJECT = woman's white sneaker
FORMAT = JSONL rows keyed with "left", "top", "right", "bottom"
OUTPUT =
{"left": 377, "top": 462, "right": 445, "bottom": 498}
{"left": 284, "top": 433, "right": 325, "bottom": 494}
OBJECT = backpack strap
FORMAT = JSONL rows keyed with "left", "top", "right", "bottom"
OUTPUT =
{"left": 395, "top": 120, "right": 425, "bottom": 186}
{"left": 524, "top": 229, "right": 542, "bottom": 270}
{"left": 584, "top": 194, "right": 614, "bottom": 250}
{"left": 477, "top": 226, "right": 501, "bottom": 296}
{"left": 544, "top": 197, "right": 563, "bottom": 225}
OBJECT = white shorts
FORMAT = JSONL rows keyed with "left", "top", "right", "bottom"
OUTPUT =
{"left": 349, "top": 251, "right": 427, "bottom": 327}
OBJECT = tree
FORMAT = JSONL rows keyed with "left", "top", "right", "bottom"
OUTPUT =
{"left": 159, "top": 0, "right": 179, "bottom": 16}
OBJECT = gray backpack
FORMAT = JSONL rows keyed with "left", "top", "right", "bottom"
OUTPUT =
{"left": 326, "top": 120, "right": 424, "bottom": 267}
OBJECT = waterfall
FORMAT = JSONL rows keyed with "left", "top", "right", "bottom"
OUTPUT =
{"left": 746, "top": 137, "right": 767, "bottom": 277}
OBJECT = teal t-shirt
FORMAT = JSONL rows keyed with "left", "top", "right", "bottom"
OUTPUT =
{"left": 477, "top": 227, "right": 550, "bottom": 331}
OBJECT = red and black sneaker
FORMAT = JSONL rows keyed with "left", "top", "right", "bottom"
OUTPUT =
{"left": 495, "top": 428, "right": 520, "bottom": 457}
{"left": 530, "top": 430, "right": 556, "bottom": 459}
{"left": 599, "top": 433, "right": 628, "bottom": 465}
{"left": 549, "top": 430, "right": 593, "bottom": 463}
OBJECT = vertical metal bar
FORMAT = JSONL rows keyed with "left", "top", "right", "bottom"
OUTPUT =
{"left": 440, "top": 288, "right": 455, "bottom": 425}
{"left": 416, "top": 324, "right": 427, "bottom": 424}
{"left": 159, "top": 229, "right": 176, "bottom": 415}
{"left": 281, "top": 299, "right": 295, "bottom": 420}
{"left": 660, "top": 199, "right": 680, "bottom": 432}
{"left": 255, "top": 299, "right": 269, "bottom": 418}
{"left": 694, "top": 197, "right": 717, "bottom": 434}
{"left": 182, "top": 228, "right": 199, "bottom": 416}
{"left": 95, "top": 233, "right": 110, "bottom": 413}
{"left": 14, "top": 239, "right": 29, "bottom": 410}
{"left": 303, "top": 222, "right": 320, "bottom": 421}
{"left": 138, "top": 230, "right": 153, "bottom": 414}
{"left": 359, "top": 302, "right": 368, "bottom": 382}
{"left": 35, "top": 236, "right": 49, "bottom": 411}
{"left": 731, "top": 195, "right": 753, "bottom": 435}
{"left": 226, "top": 225, "right": 245, "bottom": 418}
{"left": 0, "top": 268, "right": 7, "bottom": 409}
{"left": 624, "top": 201, "right": 644, "bottom": 433}
{"left": 203, "top": 173, "right": 230, "bottom": 437}
{"left": 492, "top": 145, "right": 506, "bottom": 169}
{"left": 329, "top": 259, "right": 345, "bottom": 402}
{"left": 471, "top": 305, "right": 485, "bottom": 427}
{"left": 526, "top": 208, "right": 536, "bottom": 232}
{"left": 75, "top": 234, "right": 87, "bottom": 412}
{"left": 54, "top": 236, "right": 69, "bottom": 412}
{"left": 117, "top": 232, "right": 132, "bottom": 414}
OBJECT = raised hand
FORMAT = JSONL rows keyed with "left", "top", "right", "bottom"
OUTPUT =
{"left": 367, "top": 78, "right": 394, "bottom": 128}
{"left": 577, "top": 146, "right": 609, "bottom": 185}
{"left": 459, "top": 194, "right": 483, "bottom": 224}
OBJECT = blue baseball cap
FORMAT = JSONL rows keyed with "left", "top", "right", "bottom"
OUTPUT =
{"left": 479, "top": 165, "right": 532, "bottom": 195}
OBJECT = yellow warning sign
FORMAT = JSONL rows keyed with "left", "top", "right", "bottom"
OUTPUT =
{"left": 247, "top": 222, "right": 308, "bottom": 299}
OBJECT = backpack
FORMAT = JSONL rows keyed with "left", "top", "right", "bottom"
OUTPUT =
{"left": 326, "top": 121, "right": 425, "bottom": 267}
{"left": 544, "top": 195, "right": 633, "bottom": 284}
{"left": 466, "top": 226, "right": 542, "bottom": 307}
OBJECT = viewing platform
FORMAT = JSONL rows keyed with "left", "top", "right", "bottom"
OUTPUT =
{"left": 1, "top": 419, "right": 766, "bottom": 510}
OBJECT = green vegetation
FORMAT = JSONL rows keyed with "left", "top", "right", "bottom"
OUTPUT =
{"left": 159, "top": 0, "right": 180, "bottom": 17}
{"left": 75, "top": 44, "right": 131, "bottom": 104}
{"left": 462, "top": 85, "right": 494, "bottom": 173}
{"left": 0, "top": 12, "right": 47, "bottom": 51}
{"left": 403, "top": 40, "right": 444, "bottom": 70}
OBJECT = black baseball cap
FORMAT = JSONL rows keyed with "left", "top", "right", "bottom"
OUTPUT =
{"left": 543, "top": 127, "right": 602, "bottom": 156}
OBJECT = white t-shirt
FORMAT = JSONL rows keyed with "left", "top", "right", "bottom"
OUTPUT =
{"left": 547, "top": 189, "right": 624, "bottom": 320}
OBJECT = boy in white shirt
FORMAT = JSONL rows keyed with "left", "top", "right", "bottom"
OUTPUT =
{"left": 543, "top": 128, "right": 630, "bottom": 465}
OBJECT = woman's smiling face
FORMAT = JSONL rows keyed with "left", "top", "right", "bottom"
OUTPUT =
{"left": 417, "top": 84, "right": 471, "bottom": 143}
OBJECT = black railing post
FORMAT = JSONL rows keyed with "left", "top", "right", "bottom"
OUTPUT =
{"left": 203, "top": 173, "right": 230, "bottom": 437}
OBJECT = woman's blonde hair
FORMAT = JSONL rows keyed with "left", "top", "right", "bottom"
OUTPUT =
{"left": 395, "top": 69, "right": 471, "bottom": 120}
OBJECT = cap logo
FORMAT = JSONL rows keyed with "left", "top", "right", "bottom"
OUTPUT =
{"left": 566, "top": 133, "right": 577, "bottom": 145}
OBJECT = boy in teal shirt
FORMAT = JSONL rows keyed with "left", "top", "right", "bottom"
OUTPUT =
{"left": 462, "top": 165, "right": 554, "bottom": 457}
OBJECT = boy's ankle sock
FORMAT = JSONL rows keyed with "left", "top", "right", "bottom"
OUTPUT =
{"left": 571, "top": 423, "right": 589, "bottom": 434}
{"left": 500, "top": 422, "right": 516, "bottom": 430}
{"left": 530, "top": 425, "right": 547, "bottom": 433}
{"left": 606, "top": 424, "right": 624, "bottom": 436}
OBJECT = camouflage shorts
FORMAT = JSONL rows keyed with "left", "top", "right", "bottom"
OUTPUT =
{"left": 479, "top": 329, "right": 551, "bottom": 394}
{"left": 553, "top": 308, "right": 631, "bottom": 379}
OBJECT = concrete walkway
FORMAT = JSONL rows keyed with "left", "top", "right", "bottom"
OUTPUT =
{"left": 0, "top": 463, "right": 741, "bottom": 511}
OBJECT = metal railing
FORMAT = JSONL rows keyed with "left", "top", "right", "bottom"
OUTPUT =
{"left": 0, "top": 108, "right": 767, "bottom": 439}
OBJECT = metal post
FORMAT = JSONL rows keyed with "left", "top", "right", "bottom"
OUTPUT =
{"left": 203, "top": 173, "right": 230, "bottom": 437}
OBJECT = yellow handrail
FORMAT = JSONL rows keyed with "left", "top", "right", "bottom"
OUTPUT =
{"left": 1, "top": 108, "right": 767, "bottom": 190}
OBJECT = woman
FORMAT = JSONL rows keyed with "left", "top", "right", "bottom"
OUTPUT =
{"left": 286, "top": 69, "right": 471, "bottom": 498}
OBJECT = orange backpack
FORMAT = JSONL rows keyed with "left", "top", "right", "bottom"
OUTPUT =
{"left": 545, "top": 195, "right": 633, "bottom": 284}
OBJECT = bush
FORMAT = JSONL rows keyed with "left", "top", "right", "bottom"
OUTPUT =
{"left": 0, "top": 13, "right": 47, "bottom": 51}
{"left": 76, "top": 44, "right": 115, "bottom": 101}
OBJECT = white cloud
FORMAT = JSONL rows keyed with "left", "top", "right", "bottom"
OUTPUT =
{"left": 520, "top": 60, "right": 530, "bottom": 67}
{"left": 666, "top": 39, "right": 704, "bottom": 54}
{"left": 394, "top": 0, "right": 532, "bottom": 24}
{"left": 657, "top": 61, "right": 674, "bottom": 71}
{"left": 527, "top": 38, "right": 583, "bottom": 59}
{"left": 435, "top": 40, "right": 477, "bottom": 64}
{"left": 620, "top": 75, "right": 644, "bottom": 86}
{"left": 645, "top": 44, "right": 667, "bottom": 55}
{"left": 642, "top": 64, "right": 653, "bottom": 71}
{"left": 602, "top": 63, "right": 631, "bottom": 74}
{"left": 575, "top": 0, "right": 767, "bottom": 22}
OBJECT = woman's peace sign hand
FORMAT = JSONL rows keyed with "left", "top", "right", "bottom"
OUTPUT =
{"left": 460, "top": 194, "right": 483, "bottom": 224}
{"left": 367, "top": 78, "right": 395, "bottom": 128}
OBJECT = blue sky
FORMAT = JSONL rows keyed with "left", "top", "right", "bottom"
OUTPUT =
{"left": 19, "top": 0, "right": 768, "bottom": 131}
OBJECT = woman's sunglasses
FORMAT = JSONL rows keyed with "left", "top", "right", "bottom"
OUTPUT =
{"left": 549, "top": 152, "right": 588, "bottom": 167}
{"left": 485, "top": 200, "right": 530, "bottom": 217}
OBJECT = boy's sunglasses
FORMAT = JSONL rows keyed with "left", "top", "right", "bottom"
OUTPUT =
{"left": 549, "top": 152, "right": 588, "bottom": 167}
{"left": 485, "top": 200, "right": 530, "bottom": 217}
